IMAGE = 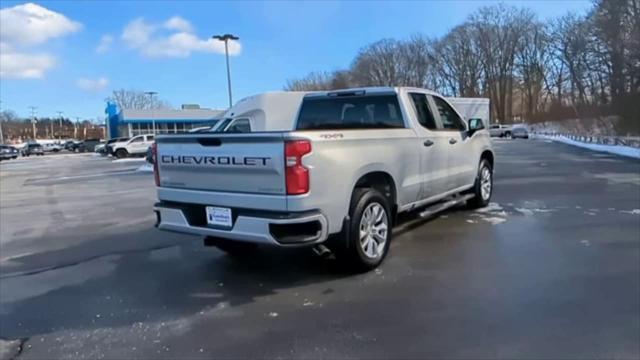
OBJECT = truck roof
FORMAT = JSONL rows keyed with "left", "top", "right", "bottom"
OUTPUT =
{"left": 223, "top": 91, "right": 310, "bottom": 132}
{"left": 304, "top": 87, "right": 442, "bottom": 98}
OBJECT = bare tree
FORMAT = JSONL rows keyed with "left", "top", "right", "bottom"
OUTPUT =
{"left": 433, "top": 23, "right": 483, "bottom": 97}
{"left": 516, "top": 19, "right": 549, "bottom": 118}
{"left": 351, "top": 39, "right": 403, "bottom": 87}
{"left": 106, "top": 89, "right": 171, "bottom": 110}
{"left": 282, "top": 0, "right": 638, "bottom": 132}
{"left": 284, "top": 71, "right": 354, "bottom": 91}
{"left": 470, "top": 4, "right": 534, "bottom": 122}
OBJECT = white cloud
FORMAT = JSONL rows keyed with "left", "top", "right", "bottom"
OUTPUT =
{"left": 0, "top": 2, "right": 81, "bottom": 46}
{"left": 0, "top": 52, "right": 55, "bottom": 79}
{"left": 95, "top": 34, "right": 113, "bottom": 54}
{"left": 164, "top": 16, "right": 193, "bottom": 33}
{"left": 122, "top": 17, "right": 241, "bottom": 58}
{"left": 0, "top": 3, "right": 81, "bottom": 79}
{"left": 76, "top": 77, "right": 109, "bottom": 92}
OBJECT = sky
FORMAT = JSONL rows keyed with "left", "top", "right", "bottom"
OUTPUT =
{"left": 0, "top": 0, "right": 592, "bottom": 120}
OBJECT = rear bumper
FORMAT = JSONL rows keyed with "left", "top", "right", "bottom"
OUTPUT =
{"left": 154, "top": 202, "right": 329, "bottom": 246}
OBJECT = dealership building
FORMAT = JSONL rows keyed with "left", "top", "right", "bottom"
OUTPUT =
{"left": 105, "top": 102, "right": 225, "bottom": 139}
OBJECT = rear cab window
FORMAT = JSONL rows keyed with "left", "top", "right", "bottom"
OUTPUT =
{"left": 296, "top": 93, "right": 405, "bottom": 130}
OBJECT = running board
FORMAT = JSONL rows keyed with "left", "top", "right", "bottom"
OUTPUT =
{"left": 418, "top": 194, "right": 475, "bottom": 218}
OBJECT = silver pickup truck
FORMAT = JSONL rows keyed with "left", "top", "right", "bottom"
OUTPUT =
{"left": 153, "top": 87, "right": 494, "bottom": 271}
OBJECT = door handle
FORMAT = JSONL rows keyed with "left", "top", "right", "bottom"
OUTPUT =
{"left": 423, "top": 140, "right": 434, "bottom": 147}
{"left": 449, "top": 138, "right": 457, "bottom": 145}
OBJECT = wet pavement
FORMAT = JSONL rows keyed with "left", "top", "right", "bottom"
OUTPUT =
{"left": 0, "top": 141, "right": 639, "bottom": 359}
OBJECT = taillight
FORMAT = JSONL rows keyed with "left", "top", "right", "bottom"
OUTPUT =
{"left": 152, "top": 142, "right": 160, "bottom": 186}
{"left": 285, "top": 140, "right": 311, "bottom": 195}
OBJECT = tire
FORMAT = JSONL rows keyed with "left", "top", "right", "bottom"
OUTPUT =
{"left": 331, "top": 188, "right": 392, "bottom": 272}
{"left": 115, "top": 148, "right": 128, "bottom": 159}
{"left": 505, "top": 131, "right": 512, "bottom": 139}
{"left": 467, "top": 159, "right": 493, "bottom": 209}
{"left": 204, "top": 237, "right": 257, "bottom": 257}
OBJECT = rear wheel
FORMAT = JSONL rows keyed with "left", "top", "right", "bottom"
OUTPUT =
{"left": 115, "top": 148, "right": 128, "bottom": 159}
{"left": 467, "top": 159, "right": 493, "bottom": 209}
{"left": 331, "top": 188, "right": 392, "bottom": 272}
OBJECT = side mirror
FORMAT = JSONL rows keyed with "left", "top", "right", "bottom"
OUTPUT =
{"left": 468, "top": 118, "right": 484, "bottom": 136}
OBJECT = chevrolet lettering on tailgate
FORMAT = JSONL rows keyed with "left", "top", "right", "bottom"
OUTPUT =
{"left": 160, "top": 155, "right": 271, "bottom": 166}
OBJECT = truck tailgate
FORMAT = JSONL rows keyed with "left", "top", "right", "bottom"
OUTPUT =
{"left": 156, "top": 133, "right": 286, "bottom": 195}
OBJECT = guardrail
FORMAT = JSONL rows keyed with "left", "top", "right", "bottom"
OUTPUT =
{"left": 532, "top": 132, "right": 640, "bottom": 148}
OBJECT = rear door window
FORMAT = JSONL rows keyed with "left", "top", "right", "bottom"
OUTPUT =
{"left": 296, "top": 94, "right": 405, "bottom": 130}
{"left": 409, "top": 93, "right": 437, "bottom": 130}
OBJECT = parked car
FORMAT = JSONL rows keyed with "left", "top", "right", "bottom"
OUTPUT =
{"left": 511, "top": 127, "right": 529, "bottom": 139}
{"left": 81, "top": 138, "right": 102, "bottom": 152}
{"left": 96, "top": 137, "right": 128, "bottom": 156}
{"left": 153, "top": 87, "right": 494, "bottom": 271}
{"left": 488, "top": 124, "right": 513, "bottom": 138}
{"left": 41, "top": 142, "right": 63, "bottom": 152}
{"left": 0, "top": 145, "right": 19, "bottom": 161}
{"left": 22, "top": 143, "right": 45, "bottom": 156}
{"left": 110, "top": 134, "right": 155, "bottom": 159}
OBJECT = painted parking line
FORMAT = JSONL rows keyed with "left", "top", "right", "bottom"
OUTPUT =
{"left": 24, "top": 168, "right": 141, "bottom": 185}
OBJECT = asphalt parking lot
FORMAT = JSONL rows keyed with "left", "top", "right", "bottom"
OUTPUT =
{"left": 1, "top": 140, "right": 639, "bottom": 359}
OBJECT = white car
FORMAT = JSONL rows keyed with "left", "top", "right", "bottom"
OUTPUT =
{"left": 153, "top": 87, "right": 494, "bottom": 271}
{"left": 110, "top": 134, "right": 155, "bottom": 158}
{"left": 488, "top": 124, "right": 513, "bottom": 138}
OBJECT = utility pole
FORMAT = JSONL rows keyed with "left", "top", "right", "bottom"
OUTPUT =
{"left": 57, "top": 111, "right": 64, "bottom": 139}
{"left": 28, "top": 106, "right": 37, "bottom": 139}
{"left": 212, "top": 34, "right": 239, "bottom": 108}
{"left": 74, "top": 117, "right": 80, "bottom": 139}
{"left": 144, "top": 91, "right": 158, "bottom": 135}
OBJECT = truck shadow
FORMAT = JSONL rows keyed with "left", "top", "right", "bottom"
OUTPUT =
{"left": 0, "top": 228, "right": 351, "bottom": 341}
{"left": 394, "top": 203, "right": 469, "bottom": 237}
{"left": 0, "top": 203, "right": 472, "bottom": 342}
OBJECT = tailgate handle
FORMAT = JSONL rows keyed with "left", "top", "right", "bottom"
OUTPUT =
{"left": 197, "top": 138, "right": 222, "bottom": 147}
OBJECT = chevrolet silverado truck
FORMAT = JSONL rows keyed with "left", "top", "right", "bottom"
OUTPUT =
{"left": 153, "top": 87, "right": 494, "bottom": 271}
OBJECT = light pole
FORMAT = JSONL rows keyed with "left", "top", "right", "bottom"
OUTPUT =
{"left": 0, "top": 101, "right": 4, "bottom": 144}
{"left": 212, "top": 33, "right": 239, "bottom": 108}
{"left": 144, "top": 91, "right": 157, "bottom": 135}
{"left": 57, "top": 111, "right": 63, "bottom": 139}
{"left": 28, "top": 106, "right": 37, "bottom": 139}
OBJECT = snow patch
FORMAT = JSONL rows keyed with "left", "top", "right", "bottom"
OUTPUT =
{"left": 475, "top": 202, "right": 503, "bottom": 213}
{"left": 482, "top": 217, "right": 507, "bottom": 225}
{"left": 137, "top": 163, "right": 153, "bottom": 172}
{"left": 112, "top": 157, "right": 146, "bottom": 163}
{"left": 533, "top": 134, "right": 640, "bottom": 159}
{"left": 516, "top": 208, "right": 534, "bottom": 216}
{"left": 473, "top": 202, "right": 508, "bottom": 225}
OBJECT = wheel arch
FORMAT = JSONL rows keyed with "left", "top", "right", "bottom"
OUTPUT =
{"left": 480, "top": 149, "right": 494, "bottom": 169}
{"left": 351, "top": 171, "right": 398, "bottom": 218}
